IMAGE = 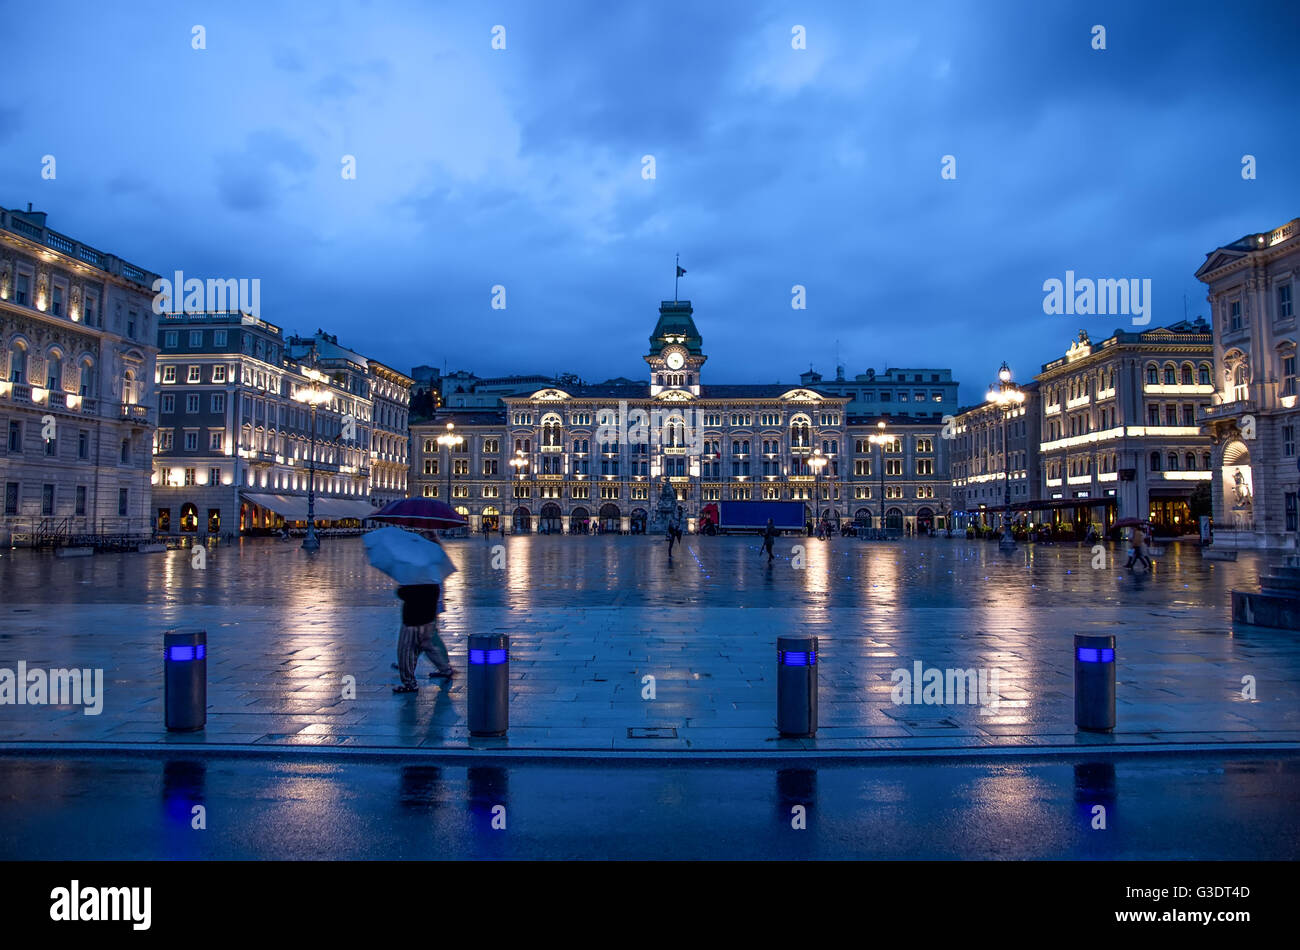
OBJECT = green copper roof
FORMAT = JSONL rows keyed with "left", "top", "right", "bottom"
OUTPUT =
{"left": 649, "top": 300, "right": 703, "bottom": 355}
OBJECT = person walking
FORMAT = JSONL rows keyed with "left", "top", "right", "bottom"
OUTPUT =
{"left": 1140, "top": 525, "right": 1155, "bottom": 571}
{"left": 1125, "top": 524, "right": 1152, "bottom": 571}
{"left": 393, "top": 579, "right": 455, "bottom": 692}
{"left": 762, "top": 517, "right": 777, "bottom": 562}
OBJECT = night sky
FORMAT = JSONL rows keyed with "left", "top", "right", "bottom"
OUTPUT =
{"left": 3, "top": 0, "right": 1297, "bottom": 403}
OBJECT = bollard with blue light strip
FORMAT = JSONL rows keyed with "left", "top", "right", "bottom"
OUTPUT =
{"left": 1074, "top": 633, "right": 1116, "bottom": 732}
{"left": 777, "top": 635, "right": 818, "bottom": 737}
{"left": 164, "top": 629, "right": 207, "bottom": 732}
{"left": 468, "top": 634, "right": 509, "bottom": 737}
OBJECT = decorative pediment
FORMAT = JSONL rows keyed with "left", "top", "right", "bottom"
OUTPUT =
{"left": 779, "top": 388, "right": 822, "bottom": 402}
{"left": 655, "top": 389, "right": 693, "bottom": 401}
{"left": 531, "top": 388, "right": 571, "bottom": 402}
{"left": 1195, "top": 249, "right": 1246, "bottom": 279}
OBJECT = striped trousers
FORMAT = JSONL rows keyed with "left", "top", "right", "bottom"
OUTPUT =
{"left": 397, "top": 622, "right": 451, "bottom": 688}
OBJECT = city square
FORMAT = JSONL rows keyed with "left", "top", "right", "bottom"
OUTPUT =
{"left": 0, "top": 534, "right": 1296, "bottom": 752}
{"left": 1, "top": 0, "right": 1298, "bottom": 930}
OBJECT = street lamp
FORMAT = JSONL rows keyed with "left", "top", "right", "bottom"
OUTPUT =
{"left": 436, "top": 421, "right": 464, "bottom": 510}
{"left": 868, "top": 420, "right": 892, "bottom": 538}
{"left": 509, "top": 448, "right": 528, "bottom": 532}
{"left": 986, "top": 361, "right": 1026, "bottom": 551}
{"left": 809, "top": 447, "right": 827, "bottom": 531}
{"left": 292, "top": 367, "right": 332, "bottom": 552}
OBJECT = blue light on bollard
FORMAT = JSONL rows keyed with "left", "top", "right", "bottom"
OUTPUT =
{"left": 1074, "top": 634, "right": 1116, "bottom": 733}
{"left": 778, "top": 650, "right": 817, "bottom": 667}
{"left": 468, "top": 634, "right": 509, "bottom": 737}
{"left": 777, "top": 635, "right": 818, "bottom": 738}
{"left": 164, "top": 629, "right": 207, "bottom": 732}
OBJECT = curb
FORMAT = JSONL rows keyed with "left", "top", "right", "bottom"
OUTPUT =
{"left": 2, "top": 739, "right": 1298, "bottom": 767}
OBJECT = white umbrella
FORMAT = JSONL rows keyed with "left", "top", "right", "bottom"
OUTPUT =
{"left": 363, "top": 526, "right": 458, "bottom": 586}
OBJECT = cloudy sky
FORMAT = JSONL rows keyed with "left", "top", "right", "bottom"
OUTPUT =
{"left": 3, "top": 0, "right": 1297, "bottom": 404}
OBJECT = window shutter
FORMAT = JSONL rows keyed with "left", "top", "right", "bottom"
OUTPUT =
{"left": 0, "top": 346, "right": 9, "bottom": 381}
{"left": 62, "top": 363, "right": 81, "bottom": 394}
{"left": 27, "top": 355, "right": 46, "bottom": 388}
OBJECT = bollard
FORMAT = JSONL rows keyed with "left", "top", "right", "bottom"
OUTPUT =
{"left": 776, "top": 635, "right": 818, "bottom": 737}
{"left": 468, "top": 634, "right": 509, "bottom": 737}
{"left": 1074, "top": 633, "right": 1116, "bottom": 733}
{"left": 164, "top": 629, "right": 207, "bottom": 731}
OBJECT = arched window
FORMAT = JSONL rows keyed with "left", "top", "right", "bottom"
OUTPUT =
{"left": 1150, "top": 452, "right": 1161, "bottom": 471}
{"left": 1146, "top": 363, "right": 1159, "bottom": 385}
{"left": 45, "top": 350, "right": 63, "bottom": 391}
{"left": 1232, "top": 364, "right": 1248, "bottom": 401}
{"left": 1198, "top": 364, "right": 1211, "bottom": 386}
{"left": 540, "top": 412, "right": 562, "bottom": 448}
{"left": 1164, "top": 364, "right": 1177, "bottom": 385}
{"left": 1181, "top": 363, "right": 1194, "bottom": 385}
{"left": 789, "top": 415, "right": 811, "bottom": 448}
{"left": 9, "top": 341, "right": 26, "bottom": 383}
{"left": 1168, "top": 453, "right": 1179, "bottom": 471}
{"left": 1186, "top": 453, "right": 1197, "bottom": 470}
{"left": 1203, "top": 452, "right": 1213, "bottom": 470}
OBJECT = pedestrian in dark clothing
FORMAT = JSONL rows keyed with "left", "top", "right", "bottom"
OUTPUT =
{"left": 762, "top": 518, "right": 777, "bottom": 562}
{"left": 393, "top": 582, "right": 453, "bottom": 692}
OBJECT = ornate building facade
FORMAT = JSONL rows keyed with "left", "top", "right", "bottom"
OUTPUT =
{"left": 362, "top": 360, "right": 412, "bottom": 508}
{"left": 1196, "top": 216, "right": 1299, "bottom": 549}
{"left": 1034, "top": 321, "right": 1214, "bottom": 535}
{"left": 153, "top": 318, "right": 388, "bottom": 535}
{"left": 948, "top": 373, "right": 1041, "bottom": 531}
{"left": 0, "top": 205, "right": 159, "bottom": 545}
{"left": 409, "top": 298, "right": 961, "bottom": 535}
{"left": 412, "top": 299, "right": 857, "bottom": 533}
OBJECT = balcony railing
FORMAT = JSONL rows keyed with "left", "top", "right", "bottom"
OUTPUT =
{"left": 1, "top": 209, "right": 151, "bottom": 284}
{"left": 120, "top": 403, "right": 152, "bottom": 425}
{"left": 1199, "top": 401, "right": 1254, "bottom": 422}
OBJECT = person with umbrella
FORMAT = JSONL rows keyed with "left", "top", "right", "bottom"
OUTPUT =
{"left": 363, "top": 526, "right": 458, "bottom": 693}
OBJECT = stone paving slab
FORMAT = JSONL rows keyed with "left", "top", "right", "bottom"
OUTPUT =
{"left": 2, "top": 537, "right": 1298, "bottom": 754}
{"left": 1, "top": 599, "right": 1298, "bottom": 753}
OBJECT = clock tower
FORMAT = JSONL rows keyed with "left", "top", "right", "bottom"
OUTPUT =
{"left": 646, "top": 299, "right": 706, "bottom": 397}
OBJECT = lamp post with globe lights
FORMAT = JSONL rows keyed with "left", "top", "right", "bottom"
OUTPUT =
{"left": 986, "top": 361, "right": 1026, "bottom": 551}
{"left": 436, "top": 422, "right": 464, "bottom": 512}
{"left": 509, "top": 448, "right": 529, "bottom": 531}
{"left": 868, "top": 420, "right": 893, "bottom": 537}
{"left": 809, "top": 447, "right": 827, "bottom": 532}
{"left": 291, "top": 367, "right": 332, "bottom": 552}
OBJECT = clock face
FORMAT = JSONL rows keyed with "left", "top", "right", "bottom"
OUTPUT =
{"left": 666, "top": 351, "right": 685, "bottom": 370}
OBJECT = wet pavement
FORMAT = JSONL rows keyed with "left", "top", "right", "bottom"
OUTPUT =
{"left": 0, "top": 535, "right": 1297, "bottom": 752}
{"left": 1, "top": 750, "right": 1296, "bottom": 859}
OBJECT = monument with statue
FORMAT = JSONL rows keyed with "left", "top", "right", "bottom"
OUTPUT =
{"left": 649, "top": 478, "right": 680, "bottom": 535}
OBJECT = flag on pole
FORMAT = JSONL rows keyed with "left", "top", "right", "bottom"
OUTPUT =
{"left": 676, "top": 265, "right": 687, "bottom": 277}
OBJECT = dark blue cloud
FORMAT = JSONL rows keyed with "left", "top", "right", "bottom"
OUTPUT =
{"left": 2, "top": 0, "right": 1296, "bottom": 402}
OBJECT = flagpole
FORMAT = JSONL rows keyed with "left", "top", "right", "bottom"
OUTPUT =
{"left": 675, "top": 253, "right": 679, "bottom": 302}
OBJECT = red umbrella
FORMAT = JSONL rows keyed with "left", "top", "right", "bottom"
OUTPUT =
{"left": 370, "top": 498, "right": 467, "bottom": 529}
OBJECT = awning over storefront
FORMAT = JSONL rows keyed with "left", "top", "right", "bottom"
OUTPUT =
{"left": 241, "top": 492, "right": 311, "bottom": 520}
{"left": 314, "top": 498, "right": 378, "bottom": 521}
{"left": 1014, "top": 497, "right": 1117, "bottom": 512}
{"left": 240, "top": 493, "right": 376, "bottom": 522}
